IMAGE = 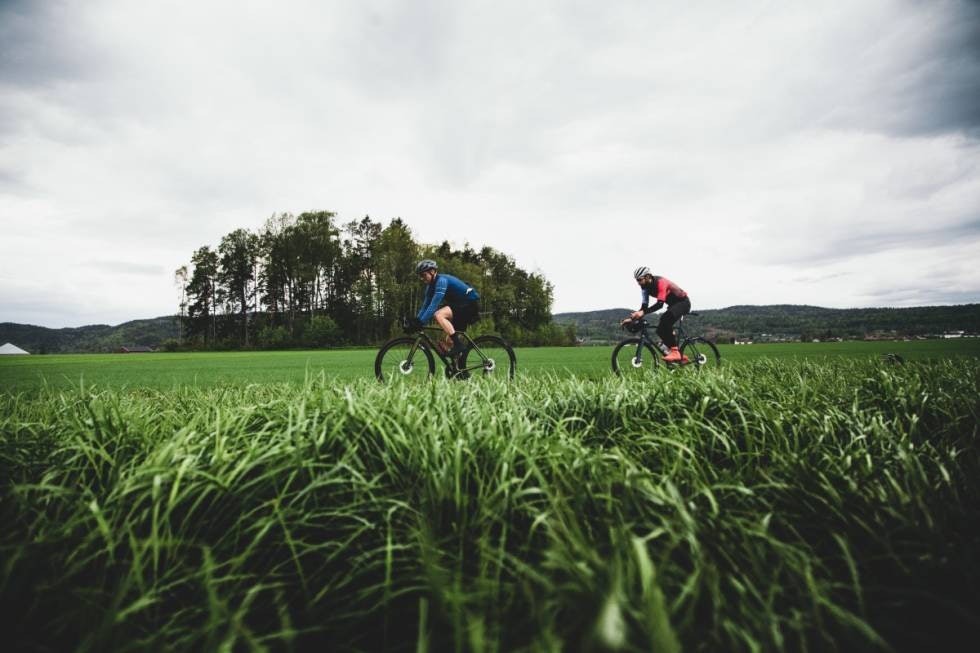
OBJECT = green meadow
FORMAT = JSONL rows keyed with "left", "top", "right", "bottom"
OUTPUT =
{"left": 1, "top": 341, "right": 978, "bottom": 651}
{"left": 2, "top": 338, "right": 978, "bottom": 392}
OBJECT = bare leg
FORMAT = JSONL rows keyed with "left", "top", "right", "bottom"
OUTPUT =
{"left": 434, "top": 306, "right": 455, "bottom": 351}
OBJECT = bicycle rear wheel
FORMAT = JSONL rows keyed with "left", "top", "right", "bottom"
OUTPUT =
{"left": 460, "top": 335, "right": 516, "bottom": 380}
{"left": 611, "top": 337, "right": 661, "bottom": 377}
{"left": 680, "top": 337, "right": 721, "bottom": 369}
{"left": 374, "top": 337, "right": 436, "bottom": 384}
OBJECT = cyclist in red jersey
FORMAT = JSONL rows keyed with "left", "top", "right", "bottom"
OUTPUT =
{"left": 623, "top": 266, "right": 691, "bottom": 362}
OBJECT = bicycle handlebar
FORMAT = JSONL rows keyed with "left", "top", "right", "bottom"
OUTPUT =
{"left": 621, "top": 318, "right": 649, "bottom": 334}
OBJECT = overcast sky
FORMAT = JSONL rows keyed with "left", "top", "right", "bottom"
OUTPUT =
{"left": 2, "top": 0, "right": 979, "bottom": 327}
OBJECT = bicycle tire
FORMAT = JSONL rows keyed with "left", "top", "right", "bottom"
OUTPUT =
{"left": 611, "top": 337, "right": 661, "bottom": 376}
{"left": 374, "top": 337, "right": 436, "bottom": 383}
{"left": 680, "top": 337, "right": 721, "bottom": 369}
{"left": 460, "top": 335, "right": 516, "bottom": 379}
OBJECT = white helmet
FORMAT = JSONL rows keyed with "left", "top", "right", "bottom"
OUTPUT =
{"left": 633, "top": 266, "right": 651, "bottom": 280}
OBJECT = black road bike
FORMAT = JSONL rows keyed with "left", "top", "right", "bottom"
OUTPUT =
{"left": 375, "top": 322, "right": 516, "bottom": 383}
{"left": 612, "top": 312, "right": 720, "bottom": 377}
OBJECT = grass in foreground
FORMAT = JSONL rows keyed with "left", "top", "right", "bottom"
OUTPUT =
{"left": 1, "top": 358, "right": 978, "bottom": 651}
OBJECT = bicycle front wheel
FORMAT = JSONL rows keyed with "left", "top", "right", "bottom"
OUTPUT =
{"left": 460, "top": 335, "right": 516, "bottom": 380}
{"left": 611, "top": 338, "right": 660, "bottom": 377}
{"left": 375, "top": 337, "right": 436, "bottom": 384}
{"left": 680, "top": 337, "right": 721, "bottom": 369}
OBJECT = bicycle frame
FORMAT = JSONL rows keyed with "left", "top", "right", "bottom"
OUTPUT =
{"left": 628, "top": 316, "right": 695, "bottom": 364}
{"left": 404, "top": 327, "right": 491, "bottom": 376}
{"left": 613, "top": 312, "right": 719, "bottom": 376}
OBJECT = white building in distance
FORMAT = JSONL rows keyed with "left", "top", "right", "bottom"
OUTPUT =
{"left": 0, "top": 343, "right": 30, "bottom": 355}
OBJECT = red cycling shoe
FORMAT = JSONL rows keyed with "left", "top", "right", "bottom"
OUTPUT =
{"left": 662, "top": 347, "right": 689, "bottom": 363}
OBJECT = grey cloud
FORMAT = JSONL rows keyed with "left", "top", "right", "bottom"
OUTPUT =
{"left": 0, "top": 1, "right": 130, "bottom": 148}
{"left": 0, "top": 289, "right": 92, "bottom": 325}
{"left": 833, "top": 217, "right": 980, "bottom": 255}
{"left": 767, "top": 217, "right": 980, "bottom": 266}
{"left": 336, "top": 3, "right": 659, "bottom": 186}
{"left": 879, "top": 158, "right": 980, "bottom": 200}
{"left": 403, "top": 0, "right": 980, "bottom": 188}
{"left": 821, "top": 0, "right": 980, "bottom": 137}
{"left": 860, "top": 286, "right": 980, "bottom": 307}
{"left": 0, "top": 1, "right": 106, "bottom": 87}
{"left": 0, "top": 164, "right": 24, "bottom": 191}
{"left": 82, "top": 261, "right": 166, "bottom": 276}
{"left": 339, "top": 1, "right": 455, "bottom": 95}
{"left": 791, "top": 272, "right": 848, "bottom": 284}
{"left": 3, "top": 0, "right": 980, "bottom": 324}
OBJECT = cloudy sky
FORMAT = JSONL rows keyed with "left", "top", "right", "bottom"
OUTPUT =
{"left": 1, "top": 0, "right": 979, "bottom": 327}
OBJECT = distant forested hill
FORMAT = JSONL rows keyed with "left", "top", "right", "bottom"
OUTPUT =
{"left": 0, "top": 317, "right": 178, "bottom": 354}
{"left": 4, "top": 303, "right": 979, "bottom": 353}
{"left": 554, "top": 304, "right": 980, "bottom": 343}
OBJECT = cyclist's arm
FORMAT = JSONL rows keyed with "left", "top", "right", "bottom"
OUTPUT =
{"left": 639, "top": 288, "right": 663, "bottom": 314}
{"left": 417, "top": 276, "right": 448, "bottom": 323}
{"left": 416, "top": 283, "right": 434, "bottom": 321}
{"left": 643, "top": 301, "right": 664, "bottom": 314}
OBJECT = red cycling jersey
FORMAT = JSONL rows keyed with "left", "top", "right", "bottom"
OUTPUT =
{"left": 640, "top": 275, "right": 688, "bottom": 311}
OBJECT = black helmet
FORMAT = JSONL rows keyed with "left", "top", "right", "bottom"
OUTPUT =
{"left": 633, "top": 266, "right": 651, "bottom": 280}
{"left": 415, "top": 259, "right": 438, "bottom": 274}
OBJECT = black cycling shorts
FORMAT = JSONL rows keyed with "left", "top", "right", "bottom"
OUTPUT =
{"left": 657, "top": 297, "right": 691, "bottom": 348}
{"left": 450, "top": 302, "right": 480, "bottom": 331}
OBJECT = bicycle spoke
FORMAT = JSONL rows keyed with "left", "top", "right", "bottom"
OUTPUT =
{"left": 375, "top": 338, "right": 435, "bottom": 384}
{"left": 611, "top": 338, "right": 659, "bottom": 377}
{"left": 460, "top": 335, "right": 516, "bottom": 380}
{"left": 680, "top": 337, "right": 721, "bottom": 370}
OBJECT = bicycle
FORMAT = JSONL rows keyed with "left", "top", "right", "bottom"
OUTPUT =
{"left": 374, "top": 320, "right": 516, "bottom": 383}
{"left": 611, "top": 312, "right": 720, "bottom": 376}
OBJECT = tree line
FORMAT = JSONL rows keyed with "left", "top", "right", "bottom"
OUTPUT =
{"left": 173, "top": 212, "right": 574, "bottom": 350}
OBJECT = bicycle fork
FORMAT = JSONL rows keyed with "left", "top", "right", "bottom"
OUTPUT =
{"left": 398, "top": 339, "right": 425, "bottom": 374}
{"left": 631, "top": 341, "right": 646, "bottom": 367}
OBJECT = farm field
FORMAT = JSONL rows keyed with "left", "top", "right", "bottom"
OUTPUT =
{"left": 1, "top": 338, "right": 979, "bottom": 393}
{"left": 1, "top": 346, "right": 979, "bottom": 650}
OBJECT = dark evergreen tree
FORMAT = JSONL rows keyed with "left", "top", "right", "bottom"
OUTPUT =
{"left": 185, "top": 246, "right": 219, "bottom": 345}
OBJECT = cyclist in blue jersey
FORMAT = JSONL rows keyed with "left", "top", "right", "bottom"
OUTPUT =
{"left": 408, "top": 259, "right": 480, "bottom": 359}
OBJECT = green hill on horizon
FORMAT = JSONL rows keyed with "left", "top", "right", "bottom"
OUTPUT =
{"left": 554, "top": 303, "right": 980, "bottom": 343}
{"left": 3, "top": 303, "right": 979, "bottom": 353}
{"left": 0, "top": 317, "right": 178, "bottom": 354}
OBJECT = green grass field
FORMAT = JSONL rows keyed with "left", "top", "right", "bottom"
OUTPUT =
{"left": 2, "top": 339, "right": 978, "bottom": 393}
{"left": 1, "top": 343, "right": 979, "bottom": 651}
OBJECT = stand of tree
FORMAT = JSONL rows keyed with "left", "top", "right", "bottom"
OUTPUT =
{"left": 173, "top": 212, "right": 574, "bottom": 350}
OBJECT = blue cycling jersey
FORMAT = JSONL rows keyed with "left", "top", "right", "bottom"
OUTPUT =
{"left": 417, "top": 273, "right": 480, "bottom": 323}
